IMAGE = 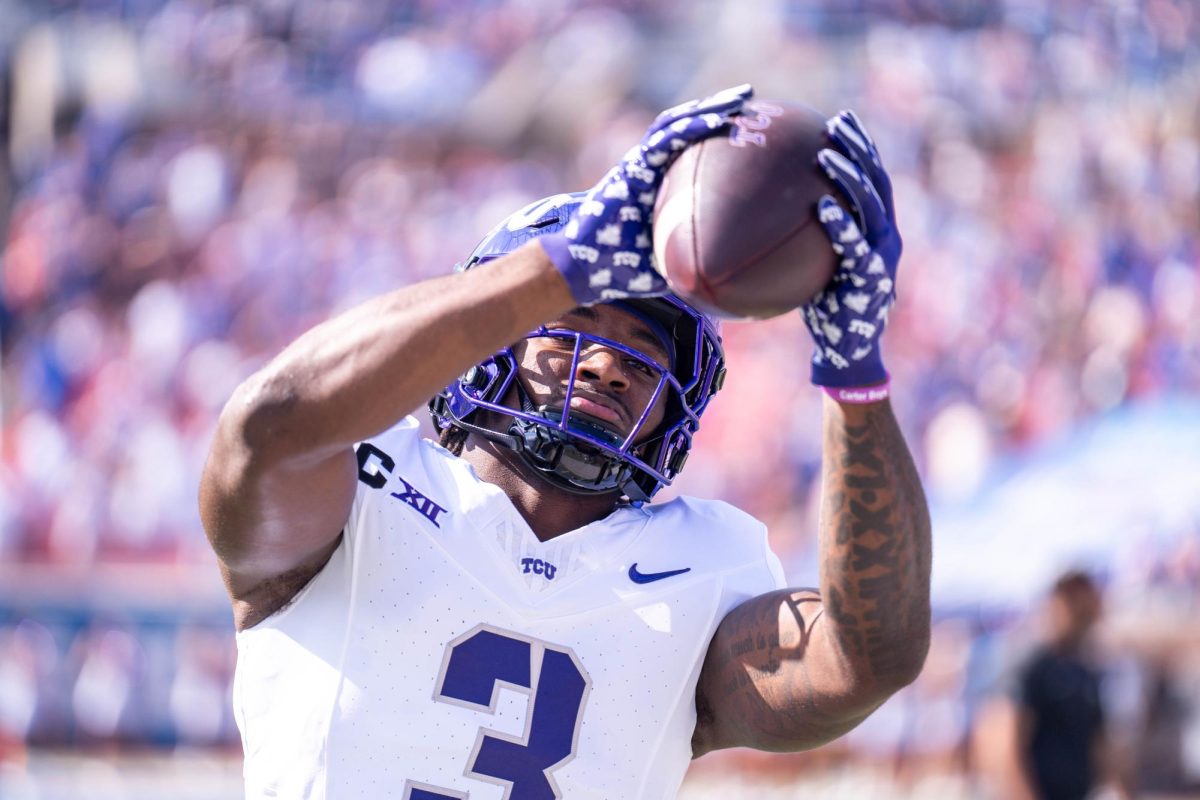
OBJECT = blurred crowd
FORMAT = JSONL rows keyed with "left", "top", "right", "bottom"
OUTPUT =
{"left": 1, "top": 0, "right": 1198, "bottom": 793}
{"left": 0, "top": 615, "right": 236, "bottom": 759}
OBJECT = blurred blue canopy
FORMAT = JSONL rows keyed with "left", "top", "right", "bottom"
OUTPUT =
{"left": 933, "top": 398, "right": 1200, "bottom": 609}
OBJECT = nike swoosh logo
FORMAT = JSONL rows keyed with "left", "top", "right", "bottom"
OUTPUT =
{"left": 628, "top": 563, "right": 692, "bottom": 584}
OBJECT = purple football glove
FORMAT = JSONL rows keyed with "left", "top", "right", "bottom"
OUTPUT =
{"left": 540, "top": 84, "right": 753, "bottom": 306}
{"left": 803, "top": 110, "right": 902, "bottom": 388}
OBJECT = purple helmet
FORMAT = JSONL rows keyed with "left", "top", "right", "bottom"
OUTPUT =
{"left": 428, "top": 193, "right": 726, "bottom": 502}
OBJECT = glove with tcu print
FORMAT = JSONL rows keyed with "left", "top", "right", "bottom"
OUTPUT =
{"left": 803, "top": 110, "right": 902, "bottom": 388}
{"left": 540, "top": 84, "right": 753, "bottom": 306}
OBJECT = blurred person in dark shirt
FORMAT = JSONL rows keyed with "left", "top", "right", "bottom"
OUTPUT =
{"left": 975, "top": 571, "right": 1131, "bottom": 800}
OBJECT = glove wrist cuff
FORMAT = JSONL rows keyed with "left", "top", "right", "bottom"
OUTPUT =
{"left": 823, "top": 378, "right": 891, "bottom": 405}
{"left": 810, "top": 354, "right": 888, "bottom": 389}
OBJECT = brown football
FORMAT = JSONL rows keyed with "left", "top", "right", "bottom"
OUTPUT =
{"left": 652, "top": 100, "right": 841, "bottom": 320}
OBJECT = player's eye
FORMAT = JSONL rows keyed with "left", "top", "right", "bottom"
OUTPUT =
{"left": 539, "top": 330, "right": 576, "bottom": 348}
{"left": 625, "top": 357, "right": 656, "bottom": 378}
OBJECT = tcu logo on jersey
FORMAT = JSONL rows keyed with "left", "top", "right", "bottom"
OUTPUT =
{"left": 520, "top": 557, "right": 557, "bottom": 580}
{"left": 356, "top": 443, "right": 448, "bottom": 528}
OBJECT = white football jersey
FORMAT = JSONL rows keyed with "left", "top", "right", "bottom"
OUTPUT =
{"left": 233, "top": 417, "right": 786, "bottom": 799}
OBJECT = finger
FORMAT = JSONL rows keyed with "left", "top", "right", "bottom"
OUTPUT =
{"left": 663, "top": 110, "right": 735, "bottom": 146}
{"left": 826, "top": 110, "right": 895, "bottom": 217}
{"left": 653, "top": 84, "right": 753, "bottom": 128}
{"left": 817, "top": 149, "right": 888, "bottom": 240}
{"left": 641, "top": 114, "right": 721, "bottom": 158}
{"left": 826, "top": 110, "right": 879, "bottom": 168}
{"left": 691, "top": 83, "right": 753, "bottom": 117}
{"left": 826, "top": 111, "right": 893, "bottom": 217}
{"left": 816, "top": 195, "right": 870, "bottom": 264}
{"left": 633, "top": 111, "right": 732, "bottom": 189}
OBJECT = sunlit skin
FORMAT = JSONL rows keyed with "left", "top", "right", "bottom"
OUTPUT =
{"left": 513, "top": 305, "right": 672, "bottom": 443}
{"left": 460, "top": 303, "right": 674, "bottom": 541}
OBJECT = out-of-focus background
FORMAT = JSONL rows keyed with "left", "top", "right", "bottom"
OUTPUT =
{"left": 0, "top": 0, "right": 1197, "bottom": 798}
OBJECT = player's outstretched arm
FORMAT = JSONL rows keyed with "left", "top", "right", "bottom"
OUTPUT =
{"left": 199, "top": 86, "right": 754, "bottom": 631}
{"left": 201, "top": 245, "right": 574, "bottom": 630}
{"left": 692, "top": 398, "right": 930, "bottom": 755}
{"left": 692, "top": 111, "right": 931, "bottom": 755}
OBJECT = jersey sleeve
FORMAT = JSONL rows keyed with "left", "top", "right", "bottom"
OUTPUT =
{"left": 715, "top": 514, "right": 788, "bottom": 617}
{"left": 656, "top": 496, "right": 788, "bottom": 620}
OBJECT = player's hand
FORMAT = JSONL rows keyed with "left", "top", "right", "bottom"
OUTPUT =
{"left": 802, "top": 110, "right": 902, "bottom": 388}
{"left": 540, "top": 84, "right": 753, "bottom": 306}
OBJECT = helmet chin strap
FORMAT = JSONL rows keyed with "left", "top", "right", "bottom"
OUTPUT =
{"left": 507, "top": 383, "right": 663, "bottom": 499}
{"left": 446, "top": 377, "right": 653, "bottom": 502}
{"left": 446, "top": 415, "right": 525, "bottom": 453}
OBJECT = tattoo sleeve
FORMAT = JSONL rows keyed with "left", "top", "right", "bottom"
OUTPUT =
{"left": 693, "top": 397, "right": 930, "bottom": 756}
{"left": 820, "top": 397, "right": 931, "bottom": 685}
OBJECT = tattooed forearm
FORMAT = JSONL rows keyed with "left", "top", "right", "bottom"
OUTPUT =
{"left": 691, "top": 398, "right": 930, "bottom": 756}
{"left": 820, "top": 397, "right": 931, "bottom": 685}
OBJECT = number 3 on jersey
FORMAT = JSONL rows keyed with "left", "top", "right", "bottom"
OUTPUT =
{"left": 405, "top": 625, "right": 591, "bottom": 800}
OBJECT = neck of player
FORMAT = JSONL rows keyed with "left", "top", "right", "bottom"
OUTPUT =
{"left": 459, "top": 435, "right": 623, "bottom": 542}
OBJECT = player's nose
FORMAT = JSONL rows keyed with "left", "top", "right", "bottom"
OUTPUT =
{"left": 575, "top": 346, "right": 629, "bottom": 390}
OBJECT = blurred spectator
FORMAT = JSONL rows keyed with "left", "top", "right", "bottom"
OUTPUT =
{"left": 0, "top": 621, "right": 54, "bottom": 762}
{"left": 973, "top": 571, "right": 1132, "bottom": 800}
{"left": 1136, "top": 660, "right": 1195, "bottom": 794}
{"left": 0, "top": 0, "right": 1197, "bottom": 778}
{"left": 168, "top": 625, "right": 235, "bottom": 746}
{"left": 68, "top": 624, "right": 141, "bottom": 743}
{"left": 1111, "top": 530, "right": 1200, "bottom": 795}
{"left": 3, "top": 0, "right": 1199, "bottom": 569}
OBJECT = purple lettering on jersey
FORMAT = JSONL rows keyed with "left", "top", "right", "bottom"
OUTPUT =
{"left": 391, "top": 477, "right": 448, "bottom": 528}
{"left": 519, "top": 558, "right": 557, "bottom": 580}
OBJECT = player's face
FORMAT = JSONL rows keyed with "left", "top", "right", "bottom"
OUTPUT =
{"left": 513, "top": 304, "right": 672, "bottom": 444}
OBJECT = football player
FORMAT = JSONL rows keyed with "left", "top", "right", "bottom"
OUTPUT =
{"left": 200, "top": 85, "right": 931, "bottom": 799}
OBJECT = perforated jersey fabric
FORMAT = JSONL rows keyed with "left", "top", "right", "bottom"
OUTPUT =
{"left": 233, "top": 417, "right": 785, "bottom": 800}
